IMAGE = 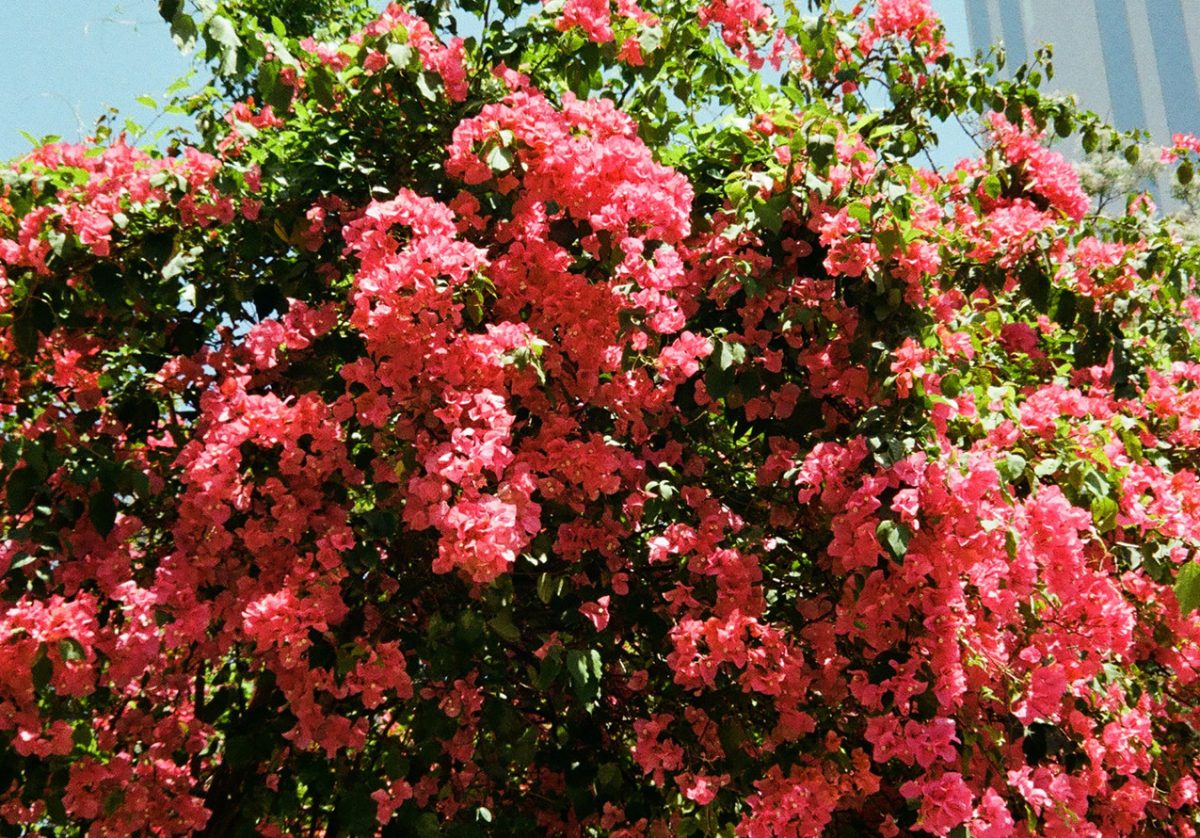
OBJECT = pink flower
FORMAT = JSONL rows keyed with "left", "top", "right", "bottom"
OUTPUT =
{"left": 1015, "top": 663, "right": 1069, "bottom": 723}
{"left": 677, "top": 771, "right": 730, "bottom": 805}
{"left": 901, "top": 772, "right": 974, "bottom": 836}
{"left": 580, "top": 596, "right": 611, "bottom": 631}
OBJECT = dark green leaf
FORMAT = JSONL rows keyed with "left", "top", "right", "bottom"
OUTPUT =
{"left": 1091, "top": 496, "right": 1118, "bottom": 534}
{"left": 31, "top": 647, "right": 52, "bottom": 691}
{"left": 310, "top": 67, "right": 336, "bottom": 107}
{"left": 88, "top": 491, "right": 117, "bottom": 537}
{"left": 565, "top": 648, "right": 601, "bottom": 703}
{"left": 168, "top": 8, "right": 199, "bottom": 53}
{"left": 91, "top": 264, "right": 125, "bottom": 307}
{"left": 1019, "top": 263, "right": 1051, "bottom": 313}
{"left": 1175, "top": 562, "right": 1200, "bottom": 615}
{"left": 488, "top": 612, "right": 520, "bottom": 642}
{"left": 6, "top": 467, "right": 38, "bottom": 513}
{"left": 875, "top": 227, "right": 900, "bottom": 261}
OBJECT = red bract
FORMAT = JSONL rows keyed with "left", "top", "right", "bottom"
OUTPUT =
{"left": 2, "top": 0, "right": 1200, "bottom": 834}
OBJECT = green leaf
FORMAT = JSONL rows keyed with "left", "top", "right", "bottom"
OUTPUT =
{"left": 536, "top": 572, "right": 562, "bottom": 604}
{"left": 9, "top": 553, "right": 36, "bottom": 571}
{"left": 72, "top": 722, "right": 95, "bottom": 749}
{"left": 488, "top": 612, "right": 521, "bottom": 643}
{"left": 1178, "top": 160, "right": 1194, "bottom": 186}
{"left": 565, "top": 648, "right": 602, "bottom": 703}
{"left": 1019, "top": 263, "right": 1051, "bottom": 313}
{"left": 381, "top": 743, "right": 409, "bottom": 780}
{"left": 719, "top": 339, "right": 746, "bottom": 370}
{"left": 1033, "top": 458, "right": 1061, "bottom": 478}
{"left": 847, "top": 202, "right": 871, "bottom": 226}
{"left": 1175, "top": 561, "right": 1200, "bottom": 615}
{"left": 0, "top": 441, "right": 17, "bottom": 470}
{"left": 259, "top": 62, "right": 293, "bottom": 112}
{"left": 161, "top": 250, "right": 192, "bottom": 281}
{"left": 415, "top": 70, "right": 441, "bottom": 101}
{"left": 940, "top": 371, "right": 961, "bottom": 398}
{"left": 724, "top": 177, "right": 747, "bottom": 207}
{"left": 876, "top": 519, "right": 911, "bottom": 559}
{"left": 875, "top": 227, "right": 900, "bottom": 262}
{"left": 12, "top": 313, "right": 38, "bottom": 357}
{"left": 387, "top": 43, "right": 414, "bottom": 69}
{"left": 1091, "top": 496, "right": 1118, "bottom": 533}
{"left": 59, "top": 637, "right": 86, "bottom": 662}
{"left": 413, "top": 812, "right": 440, "bottom": 837}
{"left": 485, "top": 143, "right": 515, "bottom": 174}
{"left": 6, "top": 467, "right": 38, "bottom": 513}
{"left": 997, "top": 453, "right": 1027, "bottom": 483}
{"left": 31, "top": 646, "right": 52, "bottom": 691}
{"left": 1118, "top": 428, "right": 1143, "bottom": 462}
{"left": 309, "top": 67, "right": 336, "bottom": 107}
{"left": 336, "top": 781, "right": 378, "bottom": 835}
{"left": 749, "top": 194, "right": 785, "bottom": 232}
{"left": 206, "top": 15, "right": 242, "bottom": 75}
{"left": 704, "top": 339, "right": 745, "bottom": 399}
{"left": 1080, "top": 466, "right": 1108, "bottom": 500}
{"left": 533, "top": 648, "right": 562, "bottom": 690}
{"left": 168, "top": 11, "right": 198, "bottom": 52}
{"left": 639, "top": 25, "right": 664, "bottom": 54}
{"left": 102, "top": 787, "right": 124, "bottom": 811}
{"left": 88, "top": 491, "right": 117, "bottom": 536}
{"left": 566, "top": 649, "right": 589, "bottom": 689}
{"left": 982, "top": 174, "right": 1002, "bottom": 200}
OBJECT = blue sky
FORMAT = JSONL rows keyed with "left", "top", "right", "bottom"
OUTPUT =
{"left": 0, "top": 0, "right": 976, "bottom": 163}
{"left": 0, "top": 2, "right": 193, "bottom": 159}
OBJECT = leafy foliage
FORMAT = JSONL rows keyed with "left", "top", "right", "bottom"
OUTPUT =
{"left": 2, "top": 0, "right": 1200, "bottom": 835}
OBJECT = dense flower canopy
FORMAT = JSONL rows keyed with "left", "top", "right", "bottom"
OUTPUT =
{"left": 2, "top": 0, "right": 1200, "bottom": 834}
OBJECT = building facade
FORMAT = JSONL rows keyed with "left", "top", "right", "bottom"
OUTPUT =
{"left": 959, "top": 0, "right": 1200, "bottom": 144}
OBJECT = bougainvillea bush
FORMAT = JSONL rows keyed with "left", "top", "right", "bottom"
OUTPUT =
{"left": 3, "top": 0, "right": 1200, "bottom": 833}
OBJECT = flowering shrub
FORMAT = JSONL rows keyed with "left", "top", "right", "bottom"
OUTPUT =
{"left": 2, "top": 0, "right": 1200, "bottom": 834}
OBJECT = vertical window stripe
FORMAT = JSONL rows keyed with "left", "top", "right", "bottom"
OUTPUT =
{"left": 998, "top": 0, "right": 1029, "bottom": 64}
{"left": 1095, "top": 0, "right": 1149, "bottom": 130}
{"left": 965, "top": 1, "right": 994, "bottom": 56}
{"left": 1146, "top": 0, "right": 1200, "bottom": 135}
